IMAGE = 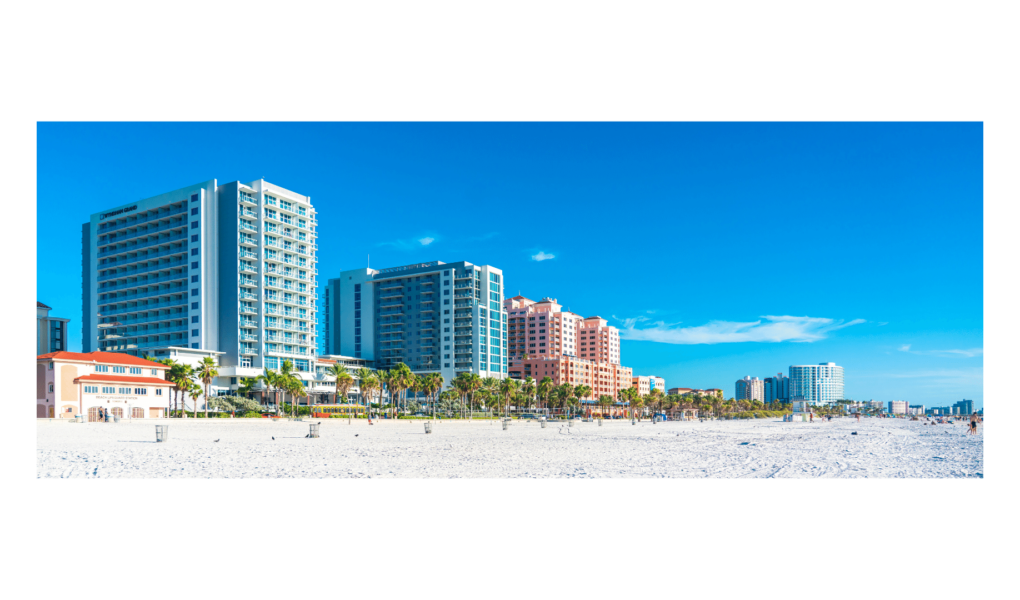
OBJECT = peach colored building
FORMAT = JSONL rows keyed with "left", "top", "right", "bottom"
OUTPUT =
{"left": 505, "top": 296, "right": 633, "bottom": 414}
{"left": 37, "top": 351, "right": 174, "bottom": 421}
{"left": 632, "top": 375, "right": 666, "bottom": 396}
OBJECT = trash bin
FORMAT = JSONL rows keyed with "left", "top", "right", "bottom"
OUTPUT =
{"left": 598, "top": 418, "right": 603, "bottom": 426}
{"left": 502, "top": 419, "right": 509, "bottom": 431}
{"left": 568, "top": 419, "right": 575, "bottom": 428}
{"left": 113, "top": 415, "right": 121, "bottom": 423}
{"left": 155, "top": 425, "right": 169, "bottom": 443}
{"left": 540, "top": 420, "right": 547, "bottom": 429}
{"left": 424, "top": 422, "right": 433, "bottom": 434}
{"left": 632, "top": 417, "right": 637, "bottom": 425}
{"left": 309, "top": 424, "right": 320, "bottom": 438}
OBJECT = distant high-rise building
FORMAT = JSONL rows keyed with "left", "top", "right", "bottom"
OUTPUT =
{"left": 789, "top": 362, "right": 845, "bottom": 405}
{"left": 37, "top": 301, "right": 70, "bottom": 354}
{"left": 888, "top": 400, "right": 908, "bottom": 415}
{"left": 764, "top": 373, "right": 789, "bottom": 403}
{"left": 735, "top": 376, "right": 764, "bottom": 402}
{"left": 954, "top": 399, "right": 974, "bottom": 415}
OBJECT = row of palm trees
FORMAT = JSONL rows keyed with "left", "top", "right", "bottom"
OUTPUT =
{"left": 148, "top": 354, "right": 795, "bottom": 421}
{"left": 148, "top": 356, "right": 220, "bottom": 418}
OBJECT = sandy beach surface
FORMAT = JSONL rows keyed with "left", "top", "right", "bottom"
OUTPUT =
{"left": 36, "top": 416, "right": 983, "bottom": 478}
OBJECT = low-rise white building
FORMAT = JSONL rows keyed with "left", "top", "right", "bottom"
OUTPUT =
{"left": 633, "top": 375, "right": 666, "bottom": 396}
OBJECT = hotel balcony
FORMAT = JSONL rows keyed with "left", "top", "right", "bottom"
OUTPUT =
{"left": 239, "top": 236, "right": 258, "bottom": 248}
{"left": 99, "top": 219, "right": 187, "bottom": 249}
{"left": 99, "top": 205, "right": 188, "bottom": 236}
{"left": 240, "top": 194, "right": 258, "bottom": 205}
{"left": 240, "top": 277, "right": 258, "bottom": 288}
{"left": 99, "top": 271, "right": 188, "bottom": 293}
{"left": 98, "top": 296, "right": 188, "bottom": 318}
{"left": 98, "top": 258, "right": 188, "bottom": 283}
{"left": 98, "top": 232, "right": 189, "bottom": 258}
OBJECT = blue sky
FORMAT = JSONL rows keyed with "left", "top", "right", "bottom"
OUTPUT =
{"left": 37, "top": 123, "right": 983, "bottom": 408}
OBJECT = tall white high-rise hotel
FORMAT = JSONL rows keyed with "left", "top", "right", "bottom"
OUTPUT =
{"left": 789, "top": 362, "right": 844, "bottom": 405}
{"left": 82, "top": 179, "right": 318, "bottom": 371}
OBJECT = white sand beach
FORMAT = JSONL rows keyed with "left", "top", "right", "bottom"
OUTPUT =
{"left": 36, "top": 416, "right": 983, "bottom": 478}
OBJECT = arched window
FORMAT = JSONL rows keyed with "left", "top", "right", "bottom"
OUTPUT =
{"left": 131, "top": 408, "right": 144, "bottom": 418}
{"left": 110, "top": 407, "right": 124, "bottom": 418}
{"left": 88, "top": 407, "right": 101, "bottom": 422}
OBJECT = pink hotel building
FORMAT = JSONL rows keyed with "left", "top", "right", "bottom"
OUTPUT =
{"left": 504, "top": 296, "right": 632, "bottom": 413}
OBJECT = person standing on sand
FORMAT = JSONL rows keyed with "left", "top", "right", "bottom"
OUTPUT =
{"left": 968, "top": 412, "right": 979, "bottom": 435}
{"left": 856, "top": 412, "right": 861, "bottom": 423}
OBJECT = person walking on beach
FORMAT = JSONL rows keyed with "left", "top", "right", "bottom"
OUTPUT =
{"left": 856, "top": 412, "right": 861, "bottom": 423}
{"left": 968, "top": 412, "right": 980, "bottom": 435}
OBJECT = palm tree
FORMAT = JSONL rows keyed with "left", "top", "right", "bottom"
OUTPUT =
{"left": 451, "top": 373, "right": 469, "bottom": 419}
{"left": 536, "top": 376, "right": 553, "bottom": 415}
{"left": 356, "top": 368, "right": 372, "bottom": 408}
{"left": 168, "top": 362, "right": 194, "bottom": 417}
{"left": 188, "top": 381, "right": 202, "bottom": 418}
{"left": 574, "top": 384, "right": 592, "bottom": 417}
{"left": 598, "top": 394, "right": 613, "bottom": 418}
{"left": 238, "top": 377, "right": 258, "bottom": 399}
{"left": 499, "top": 377, "right": 521, "bottom": 418}
{"left": 520, "top": 376, "right": 536, "bottom": 413}
{"left": 258, "top": 368, "right": 281, "bottom": 414}
{"left": 556, "top": 383, "right": 574, "bottom": 418}
{"left": 287, "top": 377, "right": 308, "bottom": 415}
{"left": 196, "top": 357, "right": 219, "bottom": 418}
{"left": 360, "top": 375, "right": 378, "bottom": 418}
{"left": 329, "top": 364, "right": 353, "bottom": 405}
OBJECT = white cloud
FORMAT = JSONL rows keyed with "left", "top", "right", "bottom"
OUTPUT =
{"left": 900, "top": 346, "right": 983, "bottom": 358}
{"left": 616, "top": 314, "right": 866, "bottom": 345}
{"left": 531, "top": 251, "right": 555, "bottom": 261}
{"left": 419, "top": 237, "right": 434, "bottom": 246}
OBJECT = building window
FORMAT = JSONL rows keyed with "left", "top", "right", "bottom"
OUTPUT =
{"left": 130, "top": 367, "right": 141, "bottom": 374}
{"left": 191, "top": 288, "right": 199, "bottom": 296}
{"left": 84, "top": 386, "right": 98, "bottom": 394}
{"left": 191, "top": 248, "right": 199, "bottom": 256}
{"left": 113, "top": 366, "right": 125, "bottom": 373}
{"left": 191, "top": 343, "right": 199, "bottom": 349}
{"left": 191, "top": 207, "right": 199, "bottom": 216}
{"left": 192, "top": 316, "right": 199, "bottom": 323}
{"left": 48, "top": 383, "right": 53, "bottom": 392}
{"left": 192, "top": 329, "right": 199, "bottom": 337}
{"left": 191, "top": 193, "right": 199, "bottom": 202}
{"left": 151, "top": 369, "right": 158, "bottom": 375}
{"left": 192, "top": 302, "right": 199, "bottom": 310}
{"left": 191, "top": 221, "right": 199, "bottom": 229}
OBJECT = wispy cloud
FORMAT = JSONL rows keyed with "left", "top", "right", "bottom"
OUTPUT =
{"left": 899, "top": 345, "right": 983, "bottom": 358}
{"left": 531, "top": 251, "right": 555, "bottom": 262}
{"left": 886, "top": 367, "right": 984, "bottom": 388}
{"left": 615, "top": 315, "right": 865, "bottom": 345}
{"left": 379, "top": 234, "right": 440, "bottom": 251}
{"left": 876, "top": 322, "right": 889, "bottom": 326}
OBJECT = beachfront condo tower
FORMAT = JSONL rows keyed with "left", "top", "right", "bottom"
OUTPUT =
{"left": 764, "top": 373, "right": 789, "bottom": 403}
{"left": 788, "top": 362, "right": 845, "bottom": 405}
{"left": 324, "top": 261, "right": 507, "bottom": 381}
{"left": 735, "top": 376, "right": 764, "bottom": 402}
{"left": 81, "top": 179, "right": 318, "bottom": 374}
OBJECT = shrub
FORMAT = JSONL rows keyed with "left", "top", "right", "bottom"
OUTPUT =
{"left": 240, "top": 411, "right": 263, "bottom": 418}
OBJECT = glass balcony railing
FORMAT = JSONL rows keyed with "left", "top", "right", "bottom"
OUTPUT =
{"left": 98, "top": 259, "right": 187, "bottom": 282}
{"left": 99, "top": 219, "right": 188, "bottom": 249}
{"left": 98, "top": 205, "right": 188, "bottom": 236}
{"left": 99, "top": 271, "right": 188, "bottom": 293}
{"left": 100, "top": 284, "right": 187, "bottom": 304}
{"left": 98, "top": 232, "right": 188, "bottom": 258}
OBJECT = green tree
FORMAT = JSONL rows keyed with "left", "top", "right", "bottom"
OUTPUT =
{"left": 196, "top": 356, "right": 219, "bottom": 418}
{"left": 329, "top": 363, "right": 353, "bottom": 405}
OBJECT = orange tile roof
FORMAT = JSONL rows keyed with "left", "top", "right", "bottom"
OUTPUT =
{"left": 37, "top": 351, "right": 170, "bottom": 369}
{"left": 73, "top": 374, "right": 175, "bottom": 385}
